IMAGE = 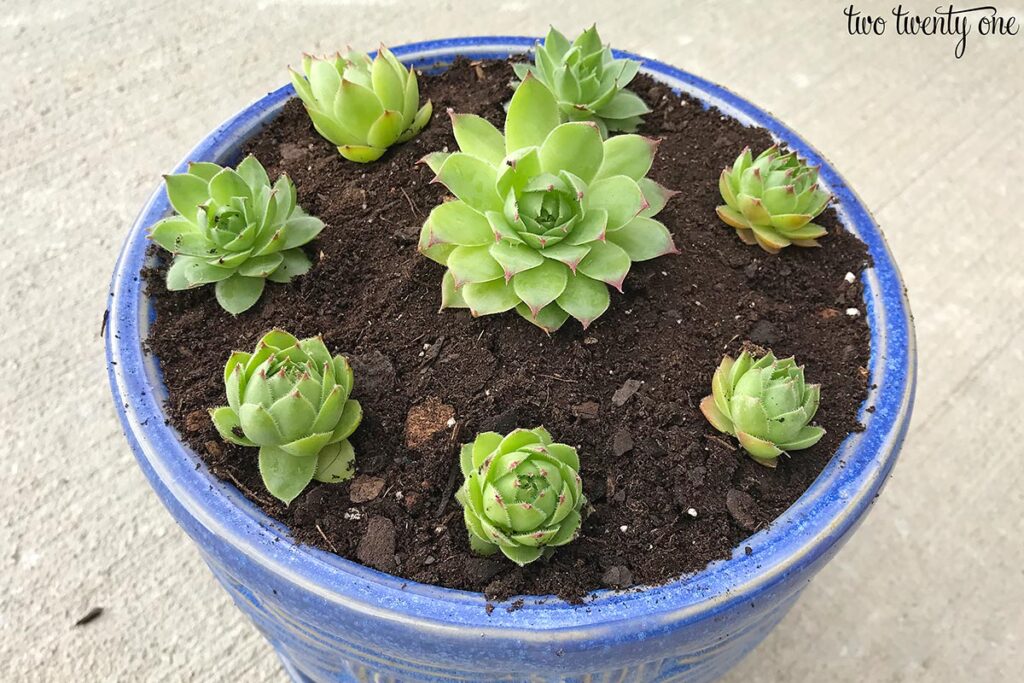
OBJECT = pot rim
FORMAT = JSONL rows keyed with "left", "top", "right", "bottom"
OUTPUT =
{"left": 105, "top": 36, "right": 916, "bottom": 637}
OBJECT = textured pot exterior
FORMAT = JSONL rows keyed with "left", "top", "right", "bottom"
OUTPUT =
{"left": 106, "top": 37, "right": 916, "bottom": 683}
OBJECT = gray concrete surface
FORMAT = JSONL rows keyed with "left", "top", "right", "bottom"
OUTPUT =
{"left": 2, "top": 0, "right": 1022, "bottom": 680}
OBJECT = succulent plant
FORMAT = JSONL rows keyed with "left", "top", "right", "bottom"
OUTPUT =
{"left": 717, "top": 145, "right": 833, "bottom": 253}
{"left": 418, "top": 76, "right": 678, "bottom": 332}
{"left": 456, "top": 427, "right": 586, "bottom": 566}
{"left": 513, "top": 25, "right": 650, "bottom": 136}
{"left": 210, "top": 330, "right": 362, "bottom": 504}
{"left": 149, "top": 156, "right": 322, "bottom": 315}
{"left": 289, "top": 47, "right": 433, "bottom": 162}
{"left": 700, "top": 350, "right": 825, "bottom": 467}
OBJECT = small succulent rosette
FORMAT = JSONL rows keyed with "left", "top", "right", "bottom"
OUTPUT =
{"left": 148, "top": 156, "right": 323, "bottom": 314}
{"left": 210, "top": 330, "right": 363, "bottom": 504}
{"left": 700, "top": 350, "right": 825, "bottom": 467}
{"left": 290, "top": 47, "right": 433, "bottom": 162}
{"left": 455, "top": 427, "right": 586, "bottom": 566}
{"left": 717, "top": 145, "right": 833, "bottom": 253}
{"left": 419, "top": 75, "right": 678, "bottom": 332}
{"left": 514, "top": 25, "right": 650, "bottom": 136}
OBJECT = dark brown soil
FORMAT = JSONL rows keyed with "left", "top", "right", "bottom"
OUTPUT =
{"left": 143, "top": 58, "right": 871, "bottom": 602}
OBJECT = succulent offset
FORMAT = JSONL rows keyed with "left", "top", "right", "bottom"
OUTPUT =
{"left": 210, "top": 330, "right": 363, "bottom": 504}
{"left": 700, "top": 350, "right": 825, "bottom": 467}
{"left": 418, "top": 75, "right": 678, "bottom": 332}
{"left": 513, "top": 25, "right": 650, "bottom": 136}
{"left": 149, "top": 156, "right": 322, "bottom": 315}
{"left": 717, "top": 145, "right": 833, "bottom": 253}
{"left": 290, "top": 47, "right": 433, "bottom": 162}
{"left": 455, "top": 427, "right": 586, "bottom": 566}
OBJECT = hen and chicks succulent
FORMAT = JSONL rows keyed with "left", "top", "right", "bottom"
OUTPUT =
{"left": 418, "top": 74, "right": 678, "bottom": 332}
{"left": 149, "top": 156, "right": 323, "bottom": 314}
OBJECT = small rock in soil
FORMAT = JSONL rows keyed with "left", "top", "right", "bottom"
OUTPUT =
{"left": 349, "top": 350, "right": 396, "bottom": 396}
{"left": 748, "top": 320, "right": 780, "bottom": 345}
{"left": 605, "top": 474, "right": 617, "bottom": 501}
{"left": 357, "top": 516, "right": 397, "bottom": 572}
{"left": 349, "top": 475, "right": 386, "bottom": 503}
{"left": 726, "top": 490, "right": 759, "bottom": 531}
{"left": 391, "top": 224, "right": 419, "bottom": 245}
{"left": 402, "top": 491, "right": 425, "bottom": 514}
{"left": 278, "top": 142, "right": 306, "bottom": 161}
{"left": 465, "top": 556, "right": 505, "bottom": 584}
{"left": 647, "top": 441, "right": 668, "bottom": 458}
{"left": 420, "top": 336, "right": 445, "bottom": 366}
{"left": 744, "top": 260, "right": 761, "bottom": 279}
{"left": 479, "top": 408, "right": 519, "bottom": 434}
{"left": 612, "top": 379, "right": 642, "bottom": 406}
{"left": 185, "top": 410, "right": 206, "bottom": 433}
{"left": 612, "top": 429, "right": 634, "bottom": 456}
{"left": 842, "top": 344, "right": 859, "bottom": 363}
{"left": 601, "top": 566, "right": 634, "bottom": 589}
{"left": 405, "top": 397, "right": 455, "bottom": 449}
{"left": 573, "top": 401, "right": 600, "bottom": 420}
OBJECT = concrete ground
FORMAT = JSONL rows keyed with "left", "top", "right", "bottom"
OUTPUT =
{"left": 3, "top": 0, "right": 1021, "bottom": 680}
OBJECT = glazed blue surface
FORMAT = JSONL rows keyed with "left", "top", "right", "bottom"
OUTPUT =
{"left": 105, "top": 37, "right": 916, "bottom": 682}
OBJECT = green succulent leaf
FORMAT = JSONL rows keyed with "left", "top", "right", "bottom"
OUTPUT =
{"left": 516, "top": 302, "right": 569, "bottom": 333}
{"left": 209, "top": 406, "right": 255, "bottom": 447}
{"left": 335, "top": 78, "right": 384, "bottom": 132}
{"left": 259, "top": 446, "right": 317, "bottom": 505}
{"left": 587, "top": 175, "right": 646, "bottom": 230}
{"left": 456, "top": 428, "right": 586, "bottom": 566}
{"left": 599, "top": 90, "right": 651, "bottom": 120}
{"left": 435, "top": 153, "right": 502, "bottom": 212}
{"left": 701, "top": 350, "right": 825, "bottom": 467}
{"left": 366, "top": 110, "right": 404, "bottom": 149}
{"left": 539, "top": 122, "right": 604, "bottom": 183}
{"left": 596, "top": 135, "right": 656, "bottom": 181}
{"left": 338, "top": 144, "right": 386, "bottom": 163}
{"left": 266, "top": 248, "right": 313, "bottom": 283}
{"left": 450, "top": 113, "right": 506, "bottom": 165}
{"left": 209, "top": 330, "right": 364, "bottom": 503}
{"left": 606, "top": 216, "right": 678, "bottom": 261}
{"left": 447, "top": 245, "right": 504, "bottom": 286}
{"left": 637, "top": 178, "right": 676, "bottom": 218}
{"left": 149, "top": 217, "right": 209, "bottom": 256}
{"left": 577, "top": 240, "right": 631, "bottom": 291}
{"left": 512, "top": 258, "right": 569, "bottom": 316}
{"left": 505, "top": 74, "right": 561, "bottom": 153}
{"left": 215, "top": 275, "right": 266, "bottom": 315}
{"left": 313, "top": 440, "right": 356, "bottom": 483}
{"left": 462, "top": 278, "right": 521, "bottom": 316}
{"left": 164, "top": 173, "right": 208, "bottom": 218}
{"left": 556, "top": 272, "right": 610, "bottom": 328}
{"left": 237, "top": 253, "right": 284, "bottom": 278}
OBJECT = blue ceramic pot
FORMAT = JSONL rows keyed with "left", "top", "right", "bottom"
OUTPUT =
{"left": 105, "top": 37, "right": 916, "bottom": 683}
